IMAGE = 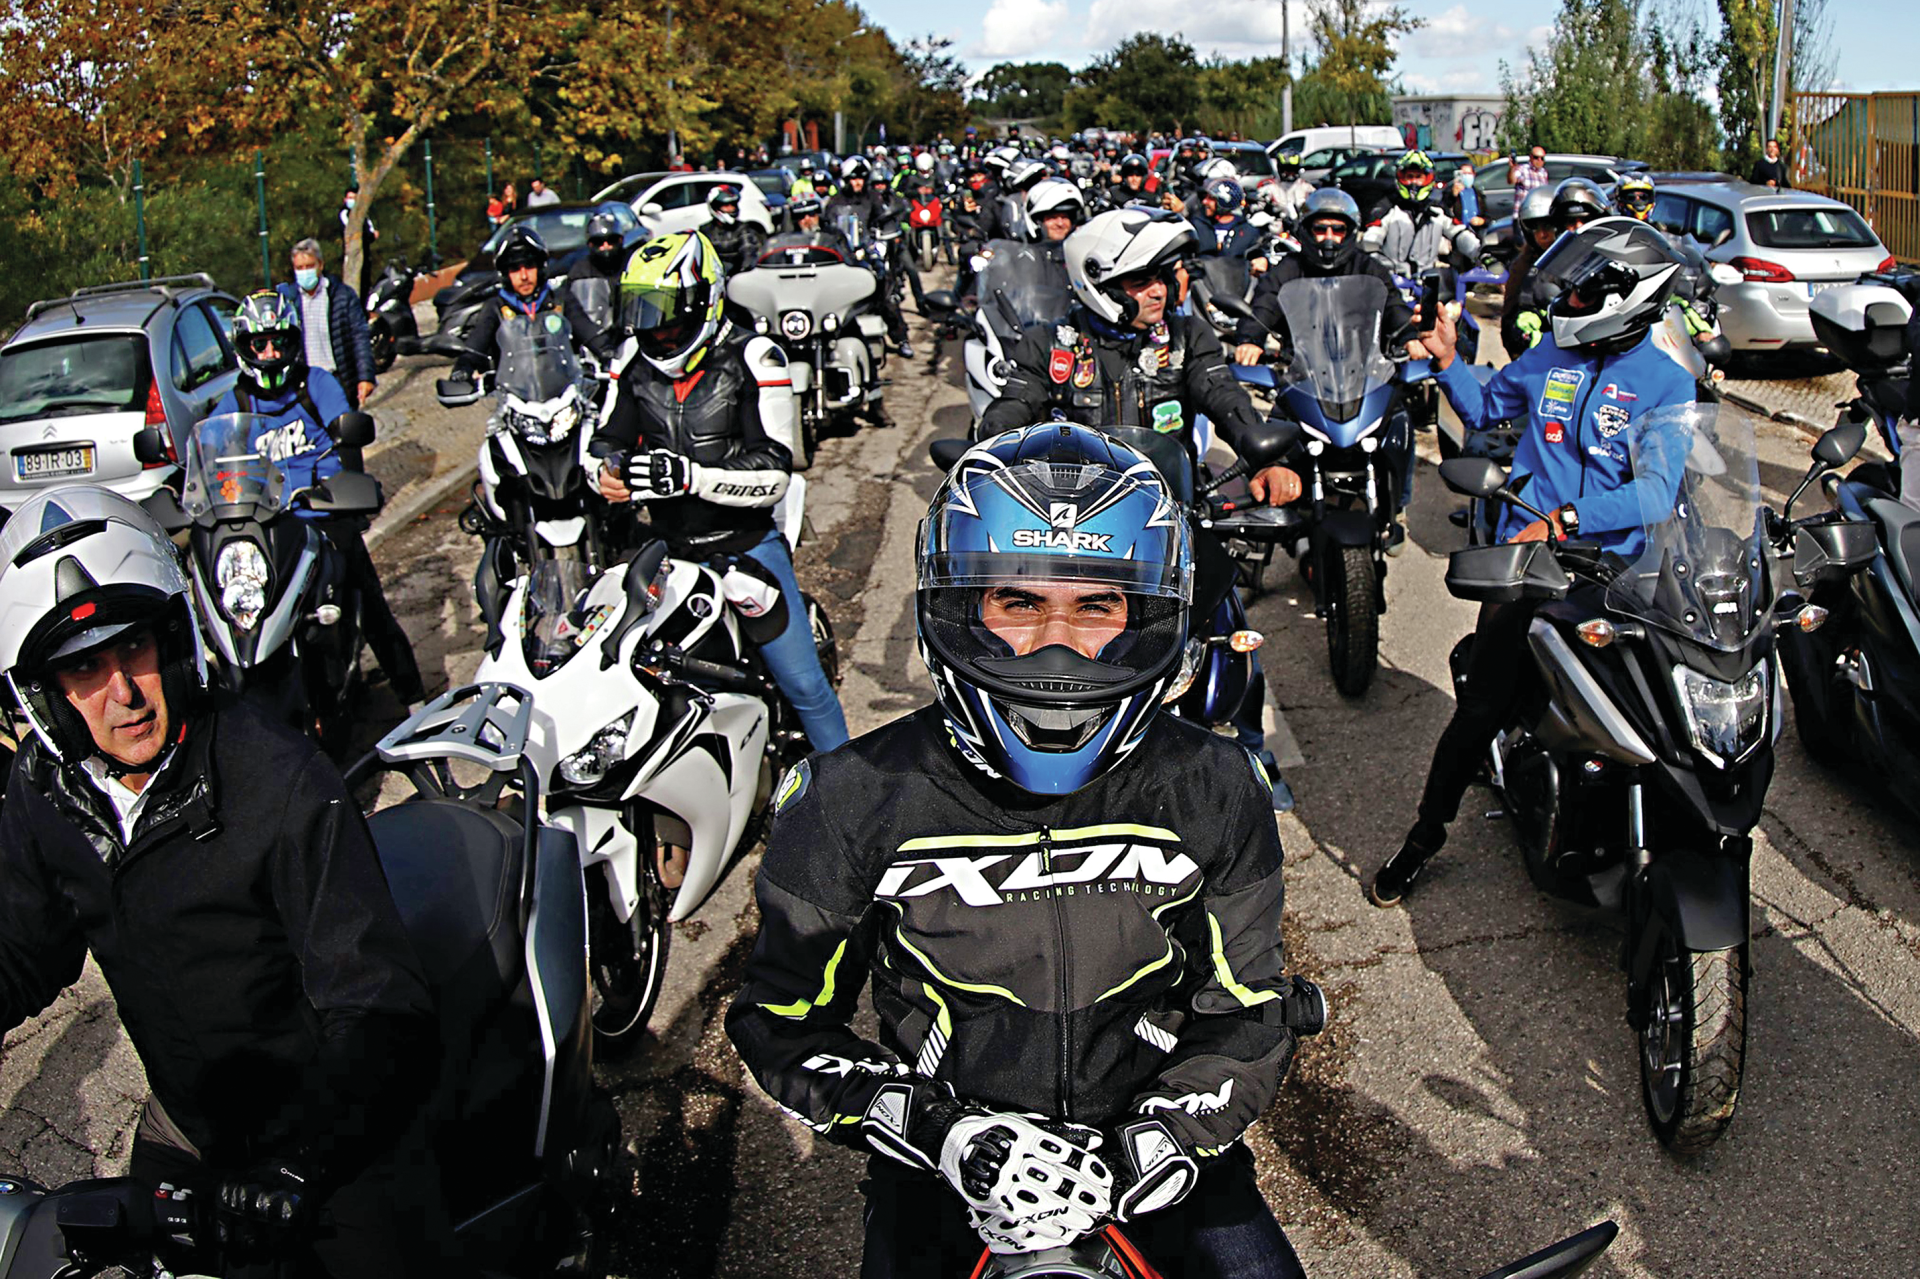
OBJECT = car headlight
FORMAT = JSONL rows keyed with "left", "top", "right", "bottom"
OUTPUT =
{"left": 216, "top": 540, "right": 271, "bottom": 632}
{"left": 781, "top": 310, "right": 813, "bottom": 340}
{"left": 1672, "top": 661, "right": 1768, "bottom": 768}
{"left": 558, "top": 711, "right": 636, "bottom": 787}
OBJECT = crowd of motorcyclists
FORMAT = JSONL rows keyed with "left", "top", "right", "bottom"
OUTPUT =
{"left": 0, "top": 116, "right": 1867, "bottom": 1278}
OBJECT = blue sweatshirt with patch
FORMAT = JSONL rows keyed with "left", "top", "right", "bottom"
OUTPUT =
{"left": 1437, "top": 330, "right": 1695, "bottom": 557}
{"left": 210, "top": 368, "right": 353, "bottom": 515}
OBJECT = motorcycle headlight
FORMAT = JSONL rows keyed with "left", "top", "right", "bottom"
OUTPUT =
{"left": 781, "top": 310, "right": 813, "bottom": 340}
{"left": 1162, "top": 638, "right": 1204, "bottom": 703}
{"left": 216, "top": 540, "right": 271, "bottom": 632}
{"left": 821, "top": 312, "right": 840, "bottom": 333}
{"left": 1672, "top": 661, "right": 1768, "bottom": 768}
{"left": 558, "top": 711, "right": 636, "bottom": 787}
{"left": 508, "top": 408, "right": 549, "bottom": 445}
{"left": 549, "top": 400, "right": 580, "bottom": 441}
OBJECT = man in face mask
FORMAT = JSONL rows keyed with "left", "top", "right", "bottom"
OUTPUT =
{"left": 275, "top": 238, "right": 377, "bottom": 408}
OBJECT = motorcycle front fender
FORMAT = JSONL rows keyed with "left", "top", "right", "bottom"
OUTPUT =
{"left": 1638, "top": 845, "right": 1750, "bottom": 956}
{"left": 1315, "top": 507, "right": 1375, "bottom": 549}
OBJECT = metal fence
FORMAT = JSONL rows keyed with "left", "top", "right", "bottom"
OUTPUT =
{"left": 1792, "top": 91, "right": 1920, "bottom": 265}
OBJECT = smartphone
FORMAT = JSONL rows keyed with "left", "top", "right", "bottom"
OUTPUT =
{"left": 1417, "top": 271, "right": 1442, "bottom": 333}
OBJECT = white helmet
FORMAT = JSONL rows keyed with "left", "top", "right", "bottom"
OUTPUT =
{"left": 1198, "top": 157, "right": 1237, "bottom": 183}
{"left": 1064, "top": 208, "right": 1196, "bottom": 327}
{"left": 0, "top": 486, "right": 207, "bottom": 763}
{"left": 1003, "top": 157, "right": 1051, "bottom": 193}
{"left": 1024, "top": 178, "right": 1088, "bottom": 237}
{"left": 914, "top": 151, "right": 936, "bottom": 174}
{"left": 983, "top": 146, "right": 1020, "bottom": 179}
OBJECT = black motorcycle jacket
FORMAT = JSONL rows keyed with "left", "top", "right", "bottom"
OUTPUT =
{"left": 564, "top": 254, "right": 626, "bottom": 347}
{"left": 703, "top": 214, "right": 767, "bottom": 277}
{"left": 726, "top": 706, "right": 1298, "bottom": 1165}
{"left": 0, "top": 695, "right": 437, "bottom": 1182}
{"left": 1500, "top": 243, "right": 1556, "bottom": 359}
{"left": 457, "top": 283, "right": 612, "bottom": 374}
{"left": 591, "top": 324, "right": 797, "bottom": 556}
{"left": 978, "top": 305, "right": 1268, "bottom": 455}
{"left": 1234, "top": 254, "right": 1413, "bottom": 351}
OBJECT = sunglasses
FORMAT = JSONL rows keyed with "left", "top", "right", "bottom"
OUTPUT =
{"left": 590, "top": 237, "right": 622, "bottom": 249}
{"left": 242, "top": 333, "right": 292, "bottom": 358}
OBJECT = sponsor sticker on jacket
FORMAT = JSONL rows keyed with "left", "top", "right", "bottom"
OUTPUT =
{"left": 1594, "top": 403, "right": 1631, "bottom": 437}
{"left": 1049, "top": 349, "right": 1073, "bottom": 383}
{"left": 1151, "top": 401, "right": 1184, "bottom": 434}
{"left": 1538, "top": 367, "right": 1584, "bottom": 420}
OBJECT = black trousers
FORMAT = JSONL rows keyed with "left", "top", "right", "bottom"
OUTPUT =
{"left": 860, "top": 1146, "right": 1306, "bottom": 1279}
{"left": 1416, "top": 600, "right": 1536, "bottom": 827}
{"left": 331, "top": 524, "right": 424, "bottom": 701}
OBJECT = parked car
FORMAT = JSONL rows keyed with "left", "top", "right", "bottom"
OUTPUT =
{"left": 1325, "top": 150, "right": 1468, "bottom": 220}
{"left": 1651, "top": 181, "right": 1896, "bottom": 353}
{"left": 1290, "top": 144, "right": 1392, "bottom": 185}
{"left": 1472, "top": 153, "right": 1646, "bottom": 224}
{"left": 1208, "top": 141, "right": 1278, "bottom": 185}
{"left": 1269, "top": 125, "right": 1404, "bottom": 159}
{"left": 0, "top": 274, "right": 239, "bottom": 507}
{"left": 747, "top": 167, "right": 794, "bottom": 229}
{"left": 430, "top": 201, "right": 647, "bottom": 343}
{"left": 592, "top": 171, "right": 775, "bottom": 236}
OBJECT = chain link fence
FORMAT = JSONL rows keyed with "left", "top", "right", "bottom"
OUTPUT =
{"left": 1792, "top": 91, "right": 1920, "bottom": 265}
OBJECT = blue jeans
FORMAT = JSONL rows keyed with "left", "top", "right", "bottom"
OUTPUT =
{"left": 744, "top": 529, "right": 850, "bottom": 752}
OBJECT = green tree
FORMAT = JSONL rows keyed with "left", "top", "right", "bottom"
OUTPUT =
{"left": 1195, "top": 56, "right": 1291, "bottom": 139}
{"left": 1716, "top": 0, "right": 1774, "bottom": 173}
{"left": 892, "top": 35, "right": 970, "bottom": 141}
{"left": 971, "top": 62, "right": 1073, "bottom": 122}
{"left": 1063, "top": 33, "right": 1201, "bottom": 134}
{"left": 1298, "top": 0, "right": 1423, "bottom": 128}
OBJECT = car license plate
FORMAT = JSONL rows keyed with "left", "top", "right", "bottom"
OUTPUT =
{"left": 1806, "top": 280, "right": 1846, "bottom": 297}
{"left": 15, "top": 445, "right": 95, "bottom": 481}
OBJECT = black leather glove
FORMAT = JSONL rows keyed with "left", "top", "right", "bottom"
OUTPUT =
{"left": 215, "top": 1158, "right": 316, "bottom": 1260}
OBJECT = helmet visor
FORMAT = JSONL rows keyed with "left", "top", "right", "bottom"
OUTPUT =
{"left": 622, "top": 279, "right": 704, "bottom": 336}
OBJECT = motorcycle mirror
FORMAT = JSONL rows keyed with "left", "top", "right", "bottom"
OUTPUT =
{"left": 435, "top": 376, "right": 485, "bottom": 407}
{"left": 1695, "top": 333, "right": 1732, "bottom": 368}
{"left": 1438, "top": 456, "right": 1508, "bottom": 499}
{"left": 1210, "top": 293, "right": 1256, "bottom": 322}
{"left": 131, "top": 427, "right": 171, "bottom": 467}
{"left": 1813, "top": 419, "right": 1866, "bottom": 469}
{"left": 330, "top": 411, "right": 376, "bottom": 448}
{"left": 921, "top": 289, "right": 960, "bottom": 315}
{"left": 929, "top": 438, "right": 971, "bottom": 471}
{"left": 640, "top": 202, "right": 665, "bottom": 218}
{"left": 1232, "top": 417, "right": 1299, "bottom": 469}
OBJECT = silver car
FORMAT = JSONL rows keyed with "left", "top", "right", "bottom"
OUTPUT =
{"left": 1651, "top": 182, "right": 1894, "bottom": 352}
{"left": 0, "top": 274, "right": 241, "bottom": 506}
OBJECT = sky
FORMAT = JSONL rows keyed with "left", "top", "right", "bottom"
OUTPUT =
{"left": 855, "top": 0, "right": 1911, "bottom": 100}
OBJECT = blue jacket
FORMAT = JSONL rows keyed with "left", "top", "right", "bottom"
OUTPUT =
{"left": 210, "top": 368, "right": 353, "bottom": 515}
{"left": 276, "top": 274, "right": 376, "bottom": 392}
{"left": 1438, "top": 330, "right": 1695, "bottom": 556}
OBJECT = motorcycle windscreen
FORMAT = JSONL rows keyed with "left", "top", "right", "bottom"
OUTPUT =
{"left": 1193, "top": 253, "right": 1251, "bottom": 305}
{"left": 751, "top": 232, "right": 847, "bottom": 268}
{"left": 1276, "top": 275, "right": 1397, "bottom": 423}
{"left": 727, "top": 260, "right": 874, "bottom": 322}
{"left": 1602, "top": 401, "right": 1766, "bottom": 652}
{"left": 521, "top": 558, "right": 617, "bottom": 677}
{"left": 568, "top": 276, "right": 614, "bottom": 333}
{"left": 977, "top": 239, "right": 1072, "bottom": 346}
{"left": 496, "top": 312, "right": 584, "bottom": 407}
{"left": 180, "top": 412, "right": 295, "bottom": 518}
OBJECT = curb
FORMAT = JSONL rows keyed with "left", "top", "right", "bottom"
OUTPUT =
{"left": 1721, "top": 388, "right": 1829, "bottom": 439}
{"left": 367, "top": 462, "right": 478, "bottom": 552}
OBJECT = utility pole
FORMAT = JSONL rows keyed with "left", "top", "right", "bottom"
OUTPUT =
{"left": 1282, "top": 0, "right": 1293, "bottom": 135}
{"left": 1767, "top": 0, "right": 1796, "bottom": 144}
{"left": 666, "top": 2, "right": 679, "bottom": 160}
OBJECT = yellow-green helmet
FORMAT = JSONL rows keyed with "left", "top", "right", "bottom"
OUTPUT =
{"left": 1394, "top": 149, "right": 1437, "bottom": 207}
{"left": 620, "top": 230, "right": 726, "bottom": 377}
{"left": 1616, "top": 173, "right": 1657, "bottom": 222}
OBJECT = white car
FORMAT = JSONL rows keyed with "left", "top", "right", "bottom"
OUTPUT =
{"left": 592, "top": 171, "right": 775, "bottom": 236}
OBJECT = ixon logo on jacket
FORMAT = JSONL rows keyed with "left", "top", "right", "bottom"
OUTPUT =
{"left": 875, "top": 836, "right": 1200, "bottom": 908}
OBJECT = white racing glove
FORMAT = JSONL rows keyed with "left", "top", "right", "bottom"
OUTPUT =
{"left": 1105, "top": 1114, "right": 1200, "bottom": 1221}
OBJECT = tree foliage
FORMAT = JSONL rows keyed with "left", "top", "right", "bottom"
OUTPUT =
{"left": 1299, "top": 0, "right": 1423, "bottom": 128}
{"left": 1062, "top": 34, "right": 1203, "bottom": 134}
{"left": 972, "top": 62, "right": 1074, "bottom": 123}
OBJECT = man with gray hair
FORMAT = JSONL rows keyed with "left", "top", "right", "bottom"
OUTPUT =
{"left": 276, "top": 238, "right": 378, "bottom": 408}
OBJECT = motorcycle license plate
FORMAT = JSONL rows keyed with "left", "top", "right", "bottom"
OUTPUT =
{"left": 15, "top": 444, "right": 95, "bottom": 481}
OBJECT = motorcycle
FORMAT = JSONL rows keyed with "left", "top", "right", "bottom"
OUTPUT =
{"left": 139, "top": 411, "right": 384, "bottom": 750}
{"left": 1781, "top": 273, "right": 1920, "bottom": 811}
{"left": 1435, "top": 401, "right": 1872, "bottom": 1152}
{"left": 366, "top": 256, "right": 426, "bottom": 372}
{"left": 908, "top": 193, "right": 945, "bottom": 272}
{"left": 730, "top": 237, "right": 888, "bottom": 466}
{"left": 972, "top": 1219, "right": 1618, "bottom": 1279}
{"left": 471, "top": 542, "right": 837, "bottom": 1053}
{"left": 955, "top": 239, "right": 1072, "bottom": 423}
{"left": 0, "top": 684, "right": 623, "bottom": 1278}
{"left": 435, "top": 312, "right": 610, "bottom": 595}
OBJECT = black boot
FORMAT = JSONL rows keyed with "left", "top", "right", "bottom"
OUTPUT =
{"left": 1369, "top": 819, "right": 1446, "bottom": 907}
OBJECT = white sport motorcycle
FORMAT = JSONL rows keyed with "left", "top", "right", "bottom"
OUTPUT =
{"left": 474, "top": 541, "right": 837, "bottom": 1053}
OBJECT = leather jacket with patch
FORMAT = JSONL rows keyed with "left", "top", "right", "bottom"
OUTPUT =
{"left": 591, "top": 324, "right": 797, "bottom": 555}
{"left": 977, "top": 306, "right": 1269, "bottom": 460}
{"left": 702, "top": 215, "right": 767, "bottom": 277}
{"left": 726, "top": 706, "right": 1298, "bottom": 1165}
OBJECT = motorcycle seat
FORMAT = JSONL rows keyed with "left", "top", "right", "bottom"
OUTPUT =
{"left": 370, "top": 798, "right": 526, "bottom": 1007}
{"left": 1864, "top": 497, "right": 1920, "bottom": 602}
{"left": 1859, "top": 376, "right": 1910, "bottom": 424}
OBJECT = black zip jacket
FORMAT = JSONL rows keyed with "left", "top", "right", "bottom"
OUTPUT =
{"left": 726, "top": 707, "right": 1296, "bottom": 1165}
{"left": 978, "top": 306, "right": 1269, "bottom": 460}
{"left": 0, "top": 697, "right": 436, "bottom": 1181}
{"left": 1233, "top": 254, "right": 1412, "bottom": 350}
{"left": 702, "top": 214, "right": 767, "bottom": 277}
{"left": 457, "top": 284, "right": 613, "bottom": 375}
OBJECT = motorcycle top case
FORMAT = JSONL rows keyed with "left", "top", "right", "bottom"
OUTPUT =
{"left": 1445, "top": 541, "right": 1571, "bottom": 604}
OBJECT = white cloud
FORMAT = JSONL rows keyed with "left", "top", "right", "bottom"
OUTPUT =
{"left": 973, "top": 0, "right": 1073, "bottom": 58}
{"left": 1085, "top": 0, "right": 1296, "bottom": 58}
{"left": 1403, "top": 5, "right": 1518, "bottom": 60}
{"left": 1400, "top": 68, "right": 1503, "bottom": 94}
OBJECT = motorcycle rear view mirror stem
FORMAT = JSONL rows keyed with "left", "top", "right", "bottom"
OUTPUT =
{"left": 1783, "top": 419, "right": 1866, "bottom": 520}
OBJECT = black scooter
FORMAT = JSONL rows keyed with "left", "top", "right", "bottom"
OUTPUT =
{"left": 1435, "top": 405, "right": 1872, "bottom": 1152}
{"left": 0, "top": 686, "right": 622, "bottom": 1277}
{"left": 366, "top": 257, "right": 426, "bottom": 372}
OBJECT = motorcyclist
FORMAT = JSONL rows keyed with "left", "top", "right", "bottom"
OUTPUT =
{"left": 0, "top": 486, "right": 441, "bottom": 1274}
{"left": 826, "top": 156, "right": 914, "bottom": 360}
{"left": 756, "top": 194, "right": 850, "bottom": 267}
{"left": 591, "top": 231, "right": 850, "bottom": 751}
{"left": 1270, "top": 153, "right": 1315, "bottom": 226}
{"left": 1613, "top": 174, "right": 1720, "bottom": 343}
{"left": 1501, "top": 177, "right": 1608, "bottom": 358}
{"left": 212, "top": 291, "right": 426, "bottom": 707}
{"left": 1023, "top": 176, "right": 1087, "bottom": 243}
{"left": 1369, "top": 220, "right": 1696, "bottom": 907}
{"left": 1109, "top": 152, "right": 1157, "bottom": 208}
{"left": 701, "top": 182, "right": 767, "bottom": 276}
{"left": 726, "top": 423, "right": 1316, "bottom": 1279}
{"left": 454, "top": 223, "right": 614, "bottom": 376}
{"left": 1361, "top": 150, "right": 1482, "bottom": 279}
{"left": 564, "top": 211, "right": 630, "bottom": 341}
{"left": 1192, "top": 178, "right": 1268, "bottom": 271}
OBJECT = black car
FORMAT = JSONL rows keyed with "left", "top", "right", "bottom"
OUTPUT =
{"left": 430, "top": 201, "right": 647, "bottom": 342}
{"left": 1325, "top": 150, "right": 1469, "bottom": 221}
{"left": 747, "top": 168, "right": 795, "bottom": 229}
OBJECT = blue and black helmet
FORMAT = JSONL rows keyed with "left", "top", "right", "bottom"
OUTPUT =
{"left": 916, "top": 423, "right": 1193, "bottom": 796}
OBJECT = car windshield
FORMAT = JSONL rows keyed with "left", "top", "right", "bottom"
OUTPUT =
{"left": 483, "top": 208, "right": 602, "bottom": 257}
{"left": 1277, "top": 275, "right": 1397, "bottom": 417}
{"left": 521, "top": 558, "right": 618, "bottom": 678}
{"left": 0, "top": 334, "right": 147, "bottom": 423}
{"left": 180, "top": 412, "right": 297, "bottom": 517}
{"left": 496, "top": 312, "right": 583, "bottom": 406}
{"left": 975, "top": 240, "right": 1071, "bottom": 345}
{"left": 1745, "top": 206, "right": 1878, "bottom": 250}
{"left": 1220, "top": 149, "right": 1275, "bottom": 180}
{"left": 748, "top": 172, "right": 786, "bottom": 196}
{"left": 1602, "top": 402, "right": 1765, "bottom": 651}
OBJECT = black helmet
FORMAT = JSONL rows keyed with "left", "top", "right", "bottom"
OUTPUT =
{"left": 1275, "top": 152, "right": 1302, "bottom": 179}
{"left": 1549, "top": 177, "right": 1609, "bottom": 231}
{"left": 1118, "top": 153, "right": 1149, "bottom": 181}
{"left": 495, "top": 223, "right": 549, "bottom": 274}
{"left": 1296, "top": 188, "right": 1362, "bottom": 273}
{"left": 586, "top": 212, "right": 624, "bottom": 271}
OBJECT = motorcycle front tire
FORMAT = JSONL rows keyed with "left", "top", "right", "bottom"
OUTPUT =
{"left": 370, "top": 319, "right": 398, "bottom": 373}
{"left": 1325, "top": 544, "right": 1380, "bottom": 697}
{"left": 588, "top": 825, "right": 673, "bottom": 1058}
{"left": 1639, "top": 938, "right": 1746, "bottom": 1154}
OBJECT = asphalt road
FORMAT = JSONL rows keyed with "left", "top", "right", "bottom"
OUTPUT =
{"left": 6, "top": 284, "right": 1920, "bottom": 1277}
